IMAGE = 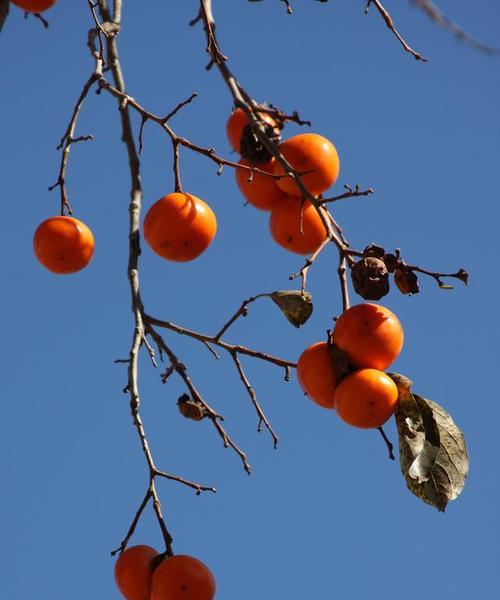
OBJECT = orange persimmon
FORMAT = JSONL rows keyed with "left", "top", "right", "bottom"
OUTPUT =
{"left": 269, "top": 195, "right": 327, "bottom": 255}
{"left": 274, "top": 133, "right": 340, "bottom": 196}
{"left": 33, "top": 215, "right": 95, "bottom": 274}
{"left": 114, "top": 545, "right": 159, "bottom": 600}
{"left": 297, "top": 341, "right": 338, "bottom": 409}
{"left": 332, "top": 303, "right": 403, "bottom": 370}
{"left": 150, "top": 554, "right": 216, "bottom": 600}
{"left": 235, "top": 158, "right": 285, "bottom": 211}
{"left": 334, "top": 368, "right": 399, "bottom": 429}
{"left": 12, "top": 0, "right": 57, "bottom": 12}
{"left": 143, "top": 193, "right": 217, "bottom": 262}
{"left": 226, "top": 107, "right": 277, "bottom": 154}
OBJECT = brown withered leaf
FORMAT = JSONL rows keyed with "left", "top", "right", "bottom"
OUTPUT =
{"left": 0, "top": 0, "right": 9, "bottom": 33}
{"left": 394, "top": 266, "right": 420, "bottom": 295}
{"left": 270, "top": 290, "right": 313, "bottom": 328}
{"left": 177, "top": 394, "right": 207, "bottom": 421}
{"left": 388, "top": 373, "right": 469, "bottom": 511}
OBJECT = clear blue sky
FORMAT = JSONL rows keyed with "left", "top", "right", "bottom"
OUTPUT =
{"left": 1, "top": 1, "right": 499, "bottom": 599}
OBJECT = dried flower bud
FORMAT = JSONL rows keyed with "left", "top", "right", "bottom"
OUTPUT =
{"left": 177, "top": 394, "right": 207, "bottom": 421}
{"left": 240, "top": 121, "right": 281, "bottom": 165}
{"left": 394, "top": 266, "right": 420, "bottom": 295}
{"left": 351, "top": 256, "right": 390, "bottom": 300}
{"left": 383, "top": 253, "right": 399, "bottom": 273}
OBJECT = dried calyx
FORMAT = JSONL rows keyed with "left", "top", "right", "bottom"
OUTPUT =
{"left": 351, "top": 244, "right": 390, "bottom": 300}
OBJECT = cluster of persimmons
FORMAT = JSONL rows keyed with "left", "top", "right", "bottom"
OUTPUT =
{"left": 298, "top": 303, "right": 404, "bottom": 428}
{"left": 115, "top": 546, "right": 215, "bottom": 600}
{"left": 229, "top": 108, "right": 338, "bottom": 255}
{"left": 33, "top": 106, "right": 403, "bottom": 598}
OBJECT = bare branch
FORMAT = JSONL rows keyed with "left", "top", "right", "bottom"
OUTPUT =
{"left": 366, "top": 0, "right": 428, "bottom": 61}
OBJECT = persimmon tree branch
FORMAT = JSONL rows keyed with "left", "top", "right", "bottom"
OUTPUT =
{"left": 411, "top": 0, "right": 500, "bottom": 56}
{"left": 94, "top": 0, "right": 217, "bottom": 556}
{"left": 365, "top": 0, "right": 428, "bottom": 61}
{"left": 48, "top": 66, "right": 100, "bottom": 215}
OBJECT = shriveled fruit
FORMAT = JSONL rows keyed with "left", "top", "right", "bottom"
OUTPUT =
{"left": 269, "top": 195, "right": 327, "bottom": 255}
{"left": 226, "top": 107, "right": 277, "bottom": 154}
{"left": 12, "top": 0, "right": 57, "bottom": 12}
{"left": 332, "top": 303, "right": 403, "bottom": 370}
{"left": 150, "top": 554, "right": 216, "bottom": 600}
{"left": 143, "top": 193, "right": 217, "bottom": 262}
{"left": 334, "top": 368, "right": 399, "bottom": 428}
{"left": 33, "top": 215, "right": 95, "bottom": 274}
{"left": 297, "top": 341, "right": 338, "bottom": 409}
{"left": 114, "top": 545, "right": 159, "bottom": 600}
{"left": 235, "top": 158, "right": 285, "bottom": 211}
{"left": 274, "top": 133, "right": 340, "bottom": 196}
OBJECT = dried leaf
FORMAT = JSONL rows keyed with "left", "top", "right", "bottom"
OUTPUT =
{"left": 394, "top": 266, "right": 420, "bottom": 295}
{"left": 270, "top": 290, "right": 313, "bottom": 328}
{"left": 177, "top": 394, "right": 207, "bottom": 421}
{"left": 0, "top": 0, "right": 9, "bottom": 33}
{"left": 455, "top": 268, "right": 469, "bottom": 285}
{"left": 389, "top": 373, "right": 469, "bottom": 511}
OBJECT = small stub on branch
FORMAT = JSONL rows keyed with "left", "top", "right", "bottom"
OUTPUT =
{"left": 270, "top": 290, "right": 313, "bottom": 328}
{"left": 388, "top": 373, "right": 469, "bottom": 511}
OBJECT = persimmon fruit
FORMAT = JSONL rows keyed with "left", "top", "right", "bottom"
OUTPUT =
{"left": 334, "top": 368, "right": 399, "bottom": 428}
{"left": 269, "top": 195, "right": 327, "bottom": 255}
{"left": 297, "top": 341, "right": 338, "bottom": 409}
{"left": 143, "top": 193, "right": 217, "bottom": 262}
{"left": 274, "top": 133, "right": 340, "bottom": 197}
{"left": 226, "top": 107, "right": 277, "bottom": 154}
{"left": 114, "top": 544, "right": 159, "bottom": 600}
{"left": 33, "top": 215, "right": 95, "bottom": 274}
{"left": 12, "top": 0, "right": 57, "bottom": 12}
{"left": 332, "top": 303, "right": 403, "bottom": 370}
{"left": 150, "top": 554, "right": 216, "bottom": 600}
{"left": 235, "top": 158, "right": 285, "bottom": 211}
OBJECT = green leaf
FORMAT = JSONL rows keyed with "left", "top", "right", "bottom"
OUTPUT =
{"left": 269, "top": 290, "right": 313, "bottom": 328}
{"left": 388, "top": 373, "right": 469, "bottom": 511}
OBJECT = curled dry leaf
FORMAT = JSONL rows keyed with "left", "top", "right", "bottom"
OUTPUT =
{"left": 388, "top": 373, "right": 469, "bottom": 511}
{"left": 0, "top": 0, "right": 9, "bottom": 33}
{"left": 394, "top": 265, "right": 420, "bottom": 295}
{"left": 177, "top": 394, "right": 207, "bottom": 421}
{"left": 269, "top": 290, "right": 313, "bottom": 328}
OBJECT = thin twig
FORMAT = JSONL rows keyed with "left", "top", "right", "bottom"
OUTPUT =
{"left": 366, "top": 0, "right": 428, "bottom": 61}
{"left": 231, "top": 351, "right": 279, "bottom": 448}
{"left": 411, "top": 0, "right": 500, "bottom": 56}
{"left": 321, "top": 184, "right": 374, "bottom": 205}
{"left": 377, "top": 426, "right": 395, "bottom": 460}
{"left": 49, "top": 70, "right": 100, "bottom": 214}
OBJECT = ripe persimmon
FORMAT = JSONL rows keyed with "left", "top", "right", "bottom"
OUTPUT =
{"left": 12, "top": 0, "right": 57, "bottom": 12}
{"left": 274, "top": 133, "right": 340, "bottom": 197}
{"left": 332, "top": 303, "right": 403, "bottom": 370}
{"left": 235, "top": 158, "right": 285, "bottom": 211}
{"left": 143, "top": 193, "right": 217, "bottom": 262}
{"left": 33, "top": 215, "right": 95, "bottom": 274}
{"left": 297, "top": 341, "right": 338, "bottom": 409}
{"left": 269, "top": 195, "right": 327, "bottom": 255}
{"left": 334, "top": 368, "right": 399, "bottom": 428}
{"left": 114, "top": 545, "right": 159, "bottom": 600}
{"left": 150, "top": 554, "right": 216, "bottom": 600}
{"left": 226, "top": 107, "right": 277, "bottom": 154}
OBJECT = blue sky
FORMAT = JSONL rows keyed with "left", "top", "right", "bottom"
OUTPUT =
{"left": 1, "top": 1, "right": 499, "bottom": 599}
